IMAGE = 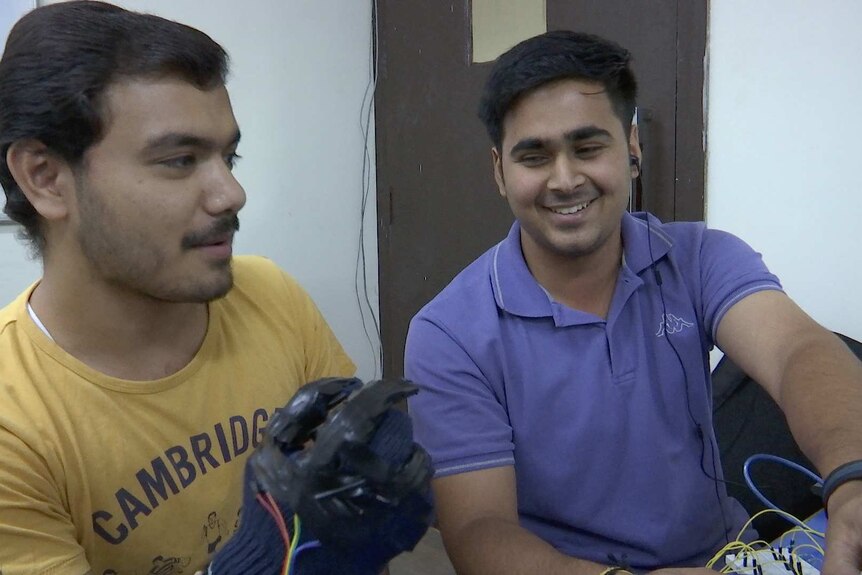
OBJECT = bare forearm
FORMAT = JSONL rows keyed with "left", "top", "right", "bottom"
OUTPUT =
{"left": 445, "top": 517, "right": 602, "bottom": 575}
{"left": 779, "top": 331, "right": 862, "bottom": 475}
{"left": 444, "top": 519, "right": 724, "bottom": 575}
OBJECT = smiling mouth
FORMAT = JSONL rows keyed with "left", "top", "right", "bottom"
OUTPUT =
{"left": 548, "top": 199, "right": 594, "bottom": 215}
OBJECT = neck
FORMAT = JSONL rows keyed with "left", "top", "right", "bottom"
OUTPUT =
{"left": 31, "top": 256, "right": 209, "bottom": 381}
{"left": 522, "top": 231, "right": 623, "bottom": 318}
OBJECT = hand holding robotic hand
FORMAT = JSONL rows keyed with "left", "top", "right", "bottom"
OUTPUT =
{"left": 209, "top": 377, "right": 435, "bottom": 575}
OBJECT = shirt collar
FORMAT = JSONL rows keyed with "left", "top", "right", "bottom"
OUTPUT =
{"left": 489, "top": 212, "right": 673, "bottom": 318}
{"left": 620, "top": 211, "right": 673, "bottom": 274}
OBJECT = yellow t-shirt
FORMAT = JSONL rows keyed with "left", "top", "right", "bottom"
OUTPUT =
{"left": 0, "top": 256, "right": 355, "bottom": 575}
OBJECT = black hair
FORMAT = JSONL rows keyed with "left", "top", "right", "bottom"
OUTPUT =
{"left": 478, "top": 30, "right": 637, "bottom": 149}
{"left": 0, "top": 1, "right": 229, "bottom": 255}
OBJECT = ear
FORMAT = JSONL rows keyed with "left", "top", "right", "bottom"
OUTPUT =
{"left": 5, "top": 139, "right": 75, "bottom": 222}
{"left": 628, "top": 124, "right": 642, "bottom": 179}
{"left": 491, "top": 147, "right": 507, "bottom": 198}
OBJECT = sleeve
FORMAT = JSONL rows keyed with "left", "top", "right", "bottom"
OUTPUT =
{"left": 0, "top": 420, "right": 90, "bottom": 575}
{"left": 699, "top": 228, "right": 783, "bottom": 343}
{"left": 278, "top": 271, "right": 356, "bottom": 381}
{"left": 404, "top": 313, "right": 515, "bottom": 478}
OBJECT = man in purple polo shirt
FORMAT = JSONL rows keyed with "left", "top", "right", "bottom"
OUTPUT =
{"left": 404, "top": 31, "right": 862, "bottom": 575}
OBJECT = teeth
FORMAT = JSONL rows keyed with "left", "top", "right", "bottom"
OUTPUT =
{"left": 551, "top": 200, "right": 591, "bottom": 215}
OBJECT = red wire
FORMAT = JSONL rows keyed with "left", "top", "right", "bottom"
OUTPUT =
{"left": 255, "top": 492, "right": 292, "bottom": 574}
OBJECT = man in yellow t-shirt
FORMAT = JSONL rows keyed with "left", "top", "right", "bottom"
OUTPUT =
{"left": 0, "top": 255, "right": 355, "bottom": 573}
{"left": 0, "top": 2, "right": 424, "bottom": 574}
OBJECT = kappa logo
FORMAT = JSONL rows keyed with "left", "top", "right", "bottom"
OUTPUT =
{"left": 656, "top": 313, "right": 694, "bottom": 337}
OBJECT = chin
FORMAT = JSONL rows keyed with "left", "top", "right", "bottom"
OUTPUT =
{"left": 158, "top": 269, "right": 235, "bottom": 303}
{"left": 197, "top": 273, "right": 235, "bottom": 302}
{"left": 196, "top": 259, "right": 235, "bottom": 301}
{"left": 547, "top": 234, "right": 599, "bottom": 257}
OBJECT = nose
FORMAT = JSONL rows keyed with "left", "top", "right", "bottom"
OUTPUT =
{"left": 203, "top": 161, "right": 247, "bottom": 215}
{"left": 547, "top": 155, "right": 585, "bottom": 193}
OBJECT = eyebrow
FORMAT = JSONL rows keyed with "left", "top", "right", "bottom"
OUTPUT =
{"left": 142, "top": 129, "right": 242, "bottom": 153}
{"left": 565, "top": 126, "right": 612, "bottom": 143}
{"left": 508, "top": 125, "right": 612, "bottom": 156}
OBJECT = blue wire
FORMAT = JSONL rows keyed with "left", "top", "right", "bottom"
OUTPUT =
{"left": 288, "top": 540, "right": 322, "bottom": 575}
{"left": 743, "top": 453, "right": 823, "bottom": 530}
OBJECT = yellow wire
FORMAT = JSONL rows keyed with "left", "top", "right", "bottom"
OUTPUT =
{"left": 775, "top": 525, "right": 826, "bottom": 556}
{"left": 284, "top": 514, "right": 302, "bottom": 575}
{"left": 705, "top": 507, "right": 825, "bottom": 574}
{"left": 708, "top": 541, "right": 757, "bottom": 569}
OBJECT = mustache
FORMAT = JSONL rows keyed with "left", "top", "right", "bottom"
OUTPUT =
{"left": 182, "top": 215, "right": 240, "bottom": 249}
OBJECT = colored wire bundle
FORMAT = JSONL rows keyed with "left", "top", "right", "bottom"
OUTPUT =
{"left": 255, "top": 492, "right": 322, "bottom": 575}
{"left": 703, "top": 454, "right": 826, "bottom": 574}
{"left": 706, "top": 508, "right": 825, "bottom": 574}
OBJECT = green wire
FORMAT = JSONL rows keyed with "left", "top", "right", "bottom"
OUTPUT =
{"left": 286, "top": 514, "right": 302, "bottom": 575}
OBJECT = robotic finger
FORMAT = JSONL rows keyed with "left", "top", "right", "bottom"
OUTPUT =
{"left": 262, "top": 376, "right": 363, "bottom": 450}
{"left": 251, "top": 378, "right": 434, "bottom": 559}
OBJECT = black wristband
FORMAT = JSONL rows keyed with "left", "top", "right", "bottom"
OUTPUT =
{"left": 821, "top": 459, "right": 862, "bottom": 507}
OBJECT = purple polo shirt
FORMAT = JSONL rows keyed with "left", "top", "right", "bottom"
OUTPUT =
{"left": 405, "top": 212, "right": 783, "bottom": 569}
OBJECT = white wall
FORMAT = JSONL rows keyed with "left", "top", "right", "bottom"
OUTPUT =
{"left": 6, "top": 1, "right": 859, "bottom": 381}
{"left": 1, "top": 1, "right": 381, "bottom": 379}
{"left": 0, "top": 1, "right": 42, "bottom": 318}
{"left": 706, "top": 1, "right": 862, "bottom": 345}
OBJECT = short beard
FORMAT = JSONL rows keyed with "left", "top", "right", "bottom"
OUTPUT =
{"left": 74, "top": 173, "right": 238, "bottom": 303}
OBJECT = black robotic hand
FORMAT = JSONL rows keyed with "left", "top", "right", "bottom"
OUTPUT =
{"left": 209, "top": 377, "right": 434, "bottom": 575}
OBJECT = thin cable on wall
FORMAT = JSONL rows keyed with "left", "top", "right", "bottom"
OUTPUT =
{"left": 355, "top": 0, "right": 382, "bottom": 377}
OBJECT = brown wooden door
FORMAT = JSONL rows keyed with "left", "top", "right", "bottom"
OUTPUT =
{"left": 375, "top": 1, "right": 707, "bottom": 378}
